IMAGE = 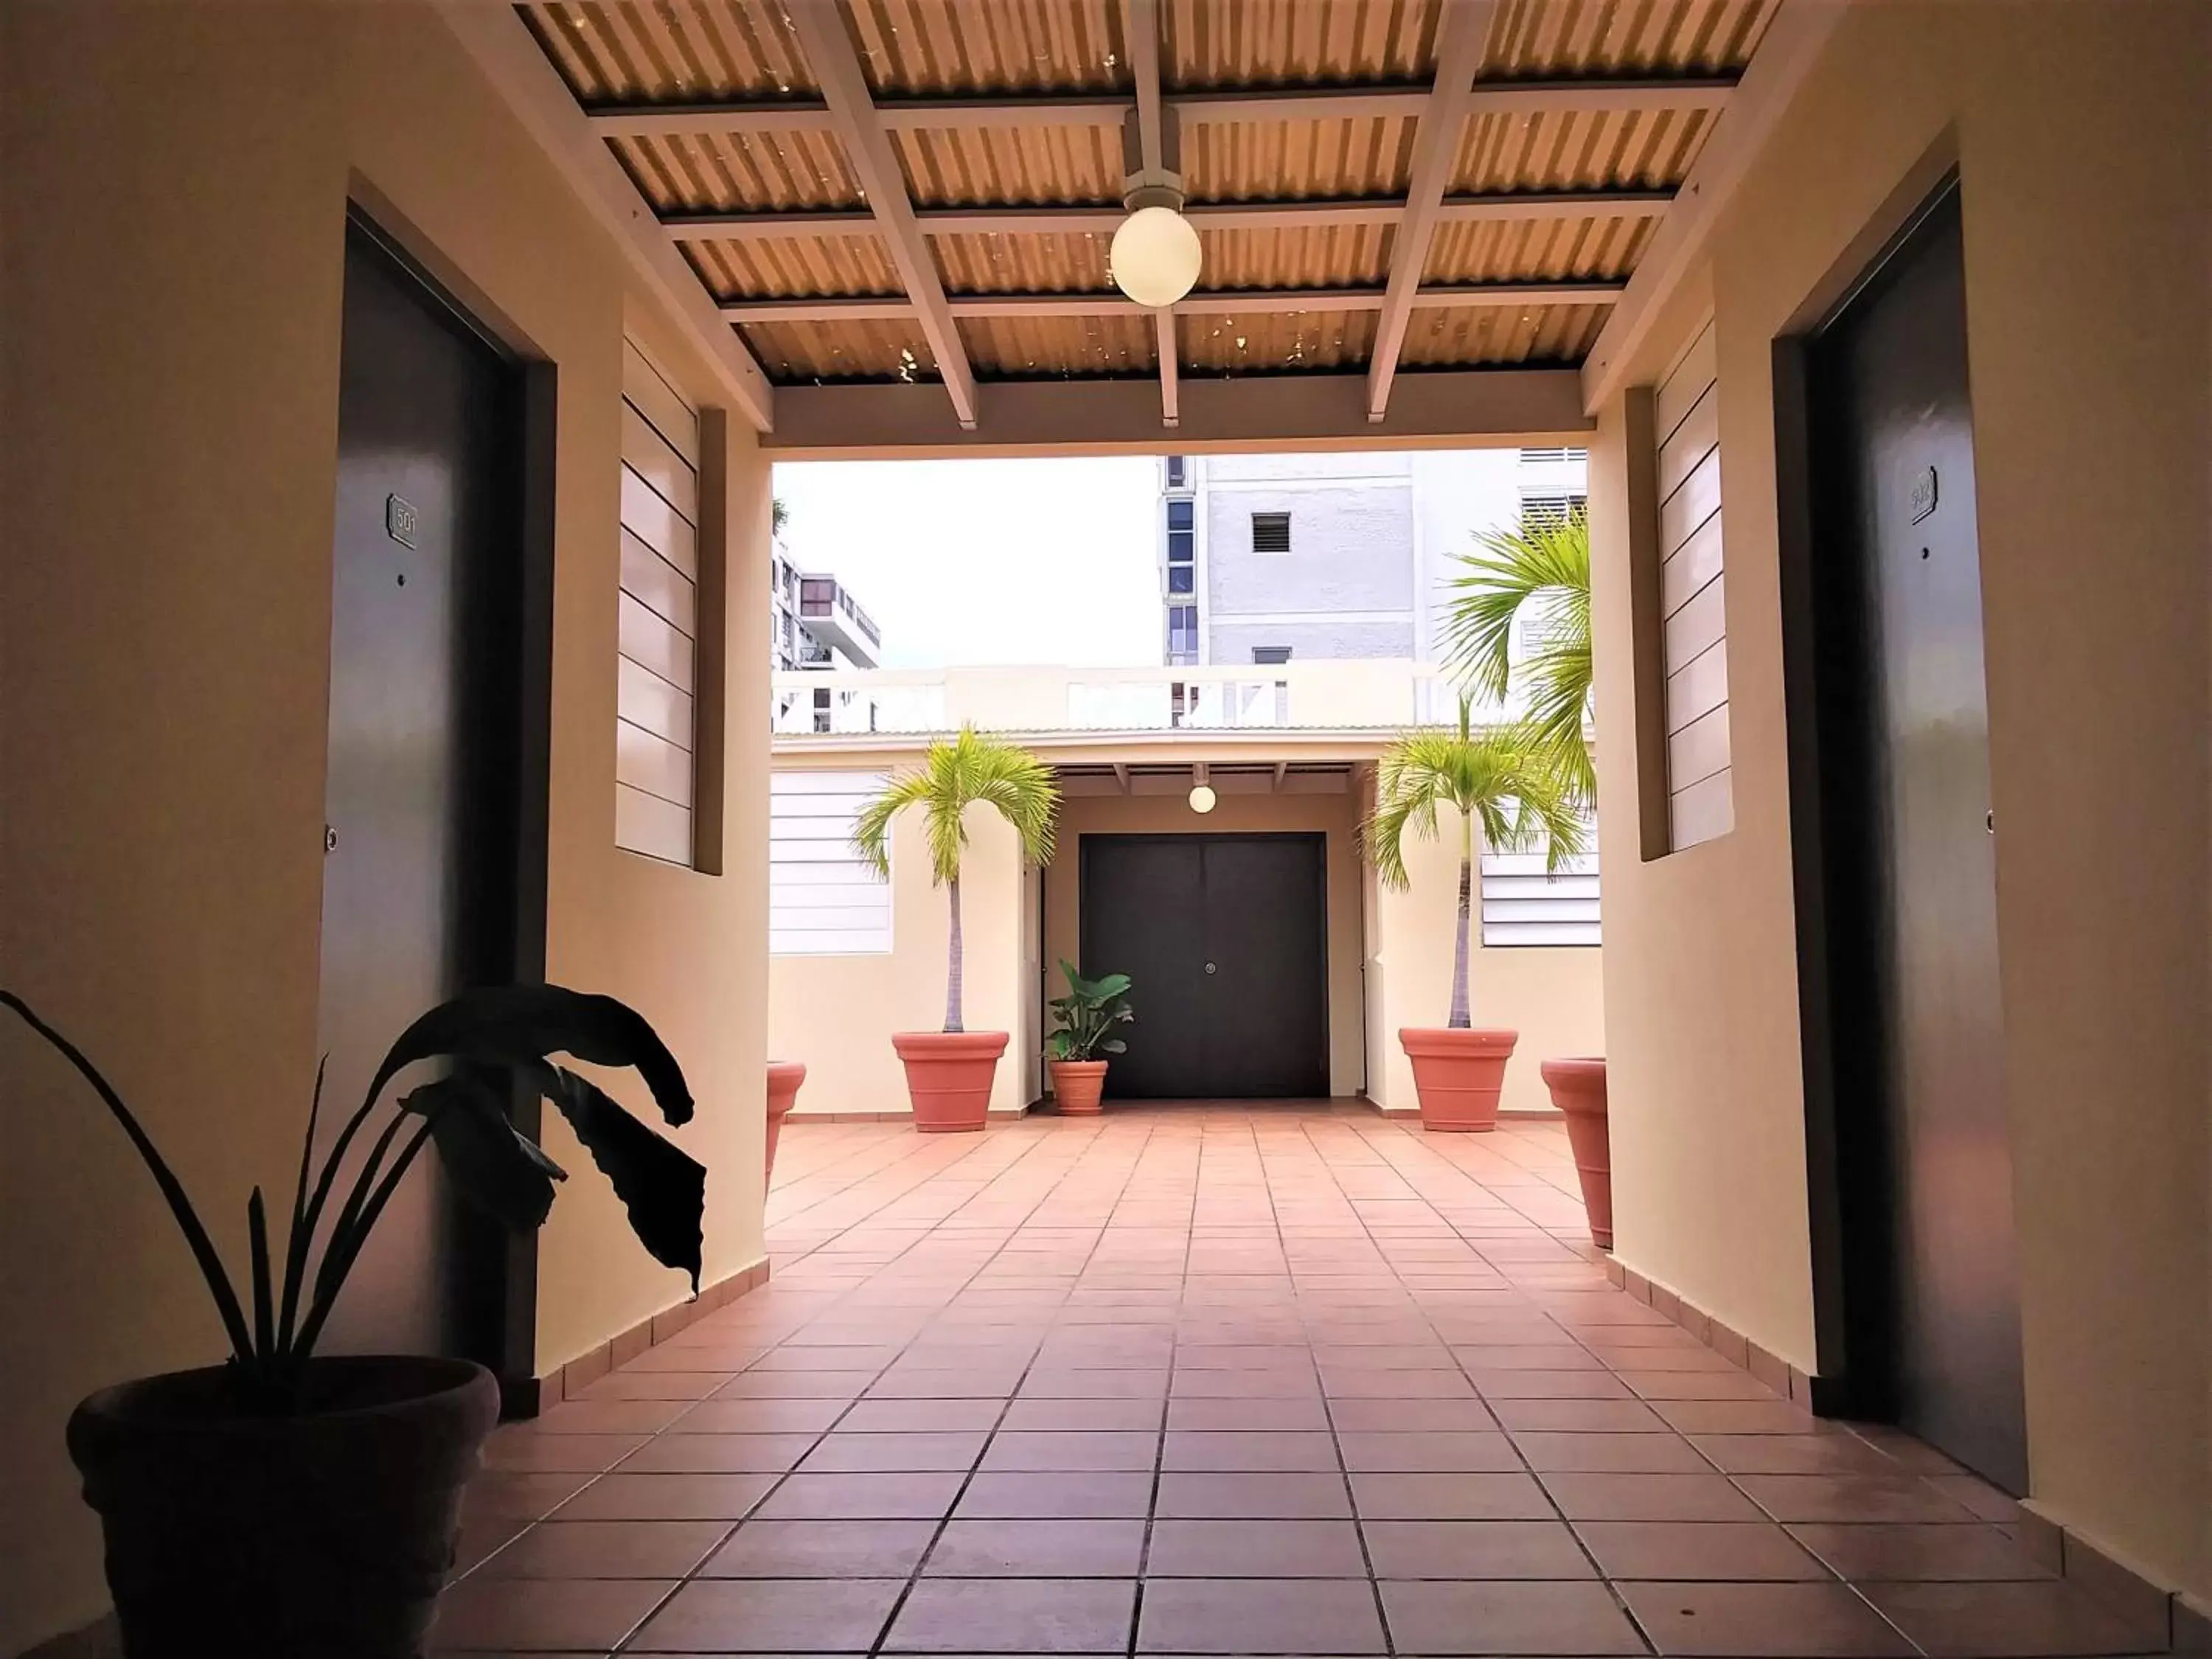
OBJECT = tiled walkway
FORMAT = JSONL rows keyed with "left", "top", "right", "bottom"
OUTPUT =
{"left": 444, "top": 1105, "right": 2166, "bottom": 1656}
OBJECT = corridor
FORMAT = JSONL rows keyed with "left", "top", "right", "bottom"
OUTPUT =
{"left": 440, "top": 1108, "right": 2164, "bottom": 1656}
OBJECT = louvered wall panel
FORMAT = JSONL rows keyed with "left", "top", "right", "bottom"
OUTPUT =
{"left": 617, "top": 339, "right": 700, "bottom": 867}
{"left": 1655, "top": 319, "right": 1732, "bottom": 850}
{"left": 771, "top": 772, "right": 893, "bottom": 955}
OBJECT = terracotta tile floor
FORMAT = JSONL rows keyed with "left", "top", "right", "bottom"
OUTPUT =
{"left": 444, "top": 1104, "right": 2170, "bottom": 1656}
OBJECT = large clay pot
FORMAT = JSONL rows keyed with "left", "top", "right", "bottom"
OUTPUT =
{"left": 1048, "top": 1058, "right": 1108, "bottom": 1115}
{"left": 765, "top": 1060, "right": 806, "bottom": 1190}
{"left": 1398, "top": 1027, "right": 1519, "bottom": 1132}
{"left": 891, "top": 1030, "right": 1009, "bottom": 1132}
{"left": 68, "top": 1355, "right": 499, "bottom": 1659}
{"left": 1541, "top": 1057, "right": 1612, "bottom": 1250}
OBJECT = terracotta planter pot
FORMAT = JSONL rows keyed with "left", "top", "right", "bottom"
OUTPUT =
{"left": 1540, "top": 1057, "right": 1612, "bottom": 1250}
{"left": 68, "top": 1354, "right": 499, "bottom": 1659}
{"left": 765, "top": 1060, "right": 806, "bottom": 1190}
{"left": 891, "top": 1029, "right": 1008, "bottom": 1132}
{"left": 1398, "top": 1027, "right": 1519, "bottom": 1132}
{"left": 1048, "top": 1058, "right": 1108, "bottom": 1115}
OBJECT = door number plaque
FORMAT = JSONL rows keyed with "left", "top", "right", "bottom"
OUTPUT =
{"left": 1907, "top": 467, "right": 1938, "bottom": 524}
{"left": 386, "top": 493, "right": 419, "bottom": 549}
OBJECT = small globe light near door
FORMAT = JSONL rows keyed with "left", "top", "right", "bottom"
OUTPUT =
{"left": 1188, "top": 762, "right": 1217, "bottom": 815}
{"left": 1110, "top": 184, "right": 1202, "bottom": 309}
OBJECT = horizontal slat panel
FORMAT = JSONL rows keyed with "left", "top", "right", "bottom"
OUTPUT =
{"left": 623, "top": 338, "right": 698, "bottom": 463}
{"left": 771, "top": 903, "right": 894, "bottom": 931}
{"left": 1657, "top": 319, "right": 1716, "bottom": 443}
{"left": 1482, "top": 875, "right": 1603, "bottom": 902}
{"left": 1481, "top": 852, "right": 1598, "bottom": 877}
{"left": 622, "top": 464, "right": 698, "bottom": 578}
{"left": 768, "top": 795, "right": 880, "bottom": 821}
{"left": 1481, "top": 922, "right": 1604, "bottom": 947}
{"left": 616, "top": 720, "right": 694, "bottom": 808}
{"left": 773, "top": 770, "right": 888, "bottom": 795}
{"left": 617, "top": 783, "right": 692, "bottom": 865}
{"left": 1667, "top": 701, "right": 1731, "bottom": 793}
{"left": 621, "top": 529, "right": 698, "bottom": 634}
{"left": 1660, "top": 447, "right": 1722, "bottom": 554}
{"left": 772, "top": 838, "right": 881, "bottom": 863}
{"left": 1661, "top": 511, "right": 1726, "bottom": 616}
{"left": 1481, "top": 898, "right": 1601, "bottom": 922}
{"left": 771, "top": 863, "right": 885, "bottom": 888}
{"left": 619, "top": 592, "right": 696, "bottom": 692}
{"left": 1670, "top": 765, "right": 1734, "bottom": 850}
{"left": 622, "top": 400, "right": 699, "bottom": 525}
{"left": 1664, "top": 572, "right": 1726, "bottom": 667}
{"left": 772, "top": 928, "right": 895, "bottom": 956}
{"left": 618, "top": 655, "right": 694, "bottom": 746}
{"left": 1665, "top": 638, "right": 1730, "bottom": 734}
{"left": 1657, "top": 380, "right": 1718, "bottom": 501}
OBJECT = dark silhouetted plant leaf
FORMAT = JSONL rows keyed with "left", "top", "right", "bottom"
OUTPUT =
{"left": 526, "top": 1062, "right": 704, "bottom": 1291}
{"left": 402, "top": 1074, "right": 565, "bottom": 1231}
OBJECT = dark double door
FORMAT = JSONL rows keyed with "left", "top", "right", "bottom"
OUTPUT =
{"left": 1804, "top": 187, "right": 2027, "bottom": 1491}
{"left": 315, "top": 219, "right": 529, "bottom": 1363}
{"left": 1079, "top": 834, "right": 1327, "bottom": 1099}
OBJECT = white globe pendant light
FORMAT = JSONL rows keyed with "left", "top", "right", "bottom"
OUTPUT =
{"left": 1188, "top": 762, "right": 1217, "bottom": 815}
{"left": 1110, "top": 184, "right": 1202, "bottom": 309}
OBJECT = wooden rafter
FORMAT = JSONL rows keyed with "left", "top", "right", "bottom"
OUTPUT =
{"left": 661, "top": 189, "right": 1674, "bottom": 243}
{"left": 782, "top": 3, "right": 979, "bottom": 430}
{"left": 1367, "top": 0, "right": 1499, "bottom": 423}
{"left": 717, "top": 279, "right": 1627, "bottom": 324}
{"left": 584, "top": 75, "right": 1738, "bottom": 138}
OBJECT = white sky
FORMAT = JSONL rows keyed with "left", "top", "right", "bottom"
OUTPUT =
{"left": 772, "top": 457, "right": 1161, "bottom": 669}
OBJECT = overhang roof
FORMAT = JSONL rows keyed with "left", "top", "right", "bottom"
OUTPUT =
{"left": 508, "top": 0, "right": 1783, "bottom": 443}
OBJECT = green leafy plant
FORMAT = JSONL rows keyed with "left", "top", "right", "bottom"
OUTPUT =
{"left": 1046, "top": 960, "right": 1135, "bottom": 1061}
{"left": 853, "top": 728, "right": 1059, "bottom": 1034}
{"left": 1, "top": 984, "right": 705, "bottom": 1411}
{"left": 1362, "top": 703, "right": 1585, "bottom": 1028}
{"left": 1441, "top": 509, "right": 1595, "bottom": 807}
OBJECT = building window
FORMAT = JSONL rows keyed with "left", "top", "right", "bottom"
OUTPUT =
{"left": 1251, "top": 511, "right": 1292, "bottom": 553}
{"left": 1165, "top": 455, "right": 1187, "bottom": 487}
{"left": 1166, "top": 603, "right": 1198, "bottom": 664}
{"left": 771, "top": 772, "right": 892, "bottom": 954}
{"left": 1480, "top": 813, "right": 1601, "bottom": 947}
{"left": 1252, "top": 646, "right": 1292, "bottom": 665}
{"left": 1167, "top": 499, "right": 1193, "bottom": 530}
{"left": 1167, "top": 565, "right": 1194, "bottom": 594}
{"left": 1167, "top": 530, "right": 1194, "bottom": 563}
{"left": 1520, "top": 492, "right": 1587, "bottom": 532}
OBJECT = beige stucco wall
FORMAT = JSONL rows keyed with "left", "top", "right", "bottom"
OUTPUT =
{"left": 0, "top": 7, "right": 771, "bottom": 1649}
{"left": 1360, "top": 799, "right": 1607, "bottom": 1118}
{"left": 1588, "top": 0, "right": 2208, "bottom": 1599}
{"left": 1040, "top": 790, "right": 1371, "bottom": 1099}
{"left": 770, "top": 753, "right": 1031, "bottom": 1119}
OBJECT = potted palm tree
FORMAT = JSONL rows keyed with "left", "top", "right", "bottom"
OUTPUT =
{"left": 1363, "top": 702, "right": 1582, "bottom": 1132}
{"left": 1444, "top": 510, "right": 1613, "bottom": 1243}
{"left": 2, "top": 983, "right": 704, "bottom": 1658}
{"left": 854, "top": 728, "right": 1059, "bottom": 1133}
{"left": 1045, "top": 959, "right": 1134, "bottom": 1114}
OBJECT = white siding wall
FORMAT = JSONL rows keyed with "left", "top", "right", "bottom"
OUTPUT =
{"left": 770, "top": 771, "right": 891, "bottom": 955}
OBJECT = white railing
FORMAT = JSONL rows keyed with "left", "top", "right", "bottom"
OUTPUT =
{"left": 771, "top": 660, "right": 1498, "bottom": 740}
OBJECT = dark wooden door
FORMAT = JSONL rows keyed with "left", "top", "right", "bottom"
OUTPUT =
{"left": 1809, "top": 188, "right": 2027, "bottom": 1490}
{"left": 1080, "top": 834, "right": 1327, "bottom": 1099}
{"left": 316, "top": 220, "right": 522, "bottom": 1360}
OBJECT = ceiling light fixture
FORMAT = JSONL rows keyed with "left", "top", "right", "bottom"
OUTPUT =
{"left": 1110, "top": 181, "right": 1202, "bottom": 309}
{"left": 1188, "top": 762, "right": 1217, "bottom": 815}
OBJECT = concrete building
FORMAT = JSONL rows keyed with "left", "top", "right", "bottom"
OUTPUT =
{"left": 768, "top": 545, "right": 880, "bottom": 672}
{"left": 1159, "top": 448, "right": 1588, "bottom": 667}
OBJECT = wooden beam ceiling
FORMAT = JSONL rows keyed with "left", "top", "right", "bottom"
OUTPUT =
{"left": 717, "top": 279, "right": 1628, "bottom": 325}
{"left": 782, "top": 2, "right": 979, "bottom": 430}
{"left": 1368, "top": 0, "right": 1499, "bottom": 423}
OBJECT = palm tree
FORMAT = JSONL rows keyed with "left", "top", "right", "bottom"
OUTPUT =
{"left": 853, "top": 728, "right": 1058, "bottom": 1032}
{"left": 1440, "top": 510, "right": 1595, "bottom": 807}
{"left": 771, "top": 496, "right": 789, "bottom": 536}
{"left": 1363, "top": 703, "right": 1585, "bottom": 1029}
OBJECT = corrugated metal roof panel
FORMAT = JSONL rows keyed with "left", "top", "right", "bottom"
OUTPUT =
{"left": 1422, "top": 214, "right": 1653, "bottom": 284}
{"left": 1163, "top": 0, "right": 1442, "bottom": 88}
{"left": 523, "top": 1, "right": 814, "bottom": 101}
{"left": 686, "top": 235, "right": 902, "bottom": 300}
{"left": 1450, "top": 105, "right": 1717, "bottom": 194}
{"left": 742, "top": 319, "right": 938, "bottom": 383}
{"left": 1484, "top": 0, "right": 1781, "bottom": 77}
{"left": 1181, "top": 115, "right": 1420, "bottom": 201}
{"left": 1396, "top": 301, "right": 1606, "bottom": 366}
{"left": 1180, "top": 308, "right": 1378, "bottom": 374}
{"left": 616, "top": 131, "right": 863, "bottom": 213}
{"left": 1197, "top": 223, "right": 1395, "bottom": 290}
{"left": 932, "top": 232, "right": 1113, "bottom": 294}
{"left": 844, "top": 0, "right": 1130, "bottom": 97}
{"left": 959, "top": 315, "right": 1155, "bottom": 378}
{"left": 892, "top": 126, "right": 1124, "bottom": 207}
